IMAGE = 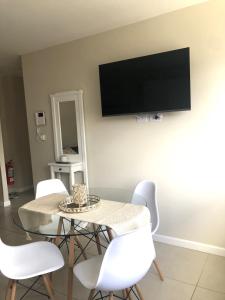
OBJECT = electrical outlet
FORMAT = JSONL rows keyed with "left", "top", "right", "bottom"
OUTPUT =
{"left": 136, "top": 114, "right": 151, "bottom": 123}
{"left": 150, "top": 113, "right": 163, "bottom": 121}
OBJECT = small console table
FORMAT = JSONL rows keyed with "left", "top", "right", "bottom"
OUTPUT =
{"left": 48, "top": 162, "right": 83, "bottom": 193}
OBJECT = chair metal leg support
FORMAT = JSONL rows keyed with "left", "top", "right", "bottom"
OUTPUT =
{"left": 92, "top": 290, "right": 103, "bottom": 300}
{"left": 90, "top": 290, "right": 143, "bottom": 300}
{"left": 74, "top": 235, "right": 87, "bottom": 259}
{"left": 74, "top": 227, "right": 108, "bottom": 264}
{"left": 17, "top": 276, "right": 49, "bottom": 300}
{"left": 93, "top": 224, "right": 102, "bottom": 254}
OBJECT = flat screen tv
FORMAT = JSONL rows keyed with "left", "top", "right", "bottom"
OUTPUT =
{"left": 99, "top": 48, "right": 191, "bottom": 116}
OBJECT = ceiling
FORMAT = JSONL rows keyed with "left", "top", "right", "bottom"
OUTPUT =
{"left": 0, "top": 0, "right": 208, "bottom": 75}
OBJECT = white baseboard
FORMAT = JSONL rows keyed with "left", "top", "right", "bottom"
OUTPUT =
{"left": 154, "top": 233, "right": 225, "bottom": 257}
{"left": 0, "top": 200, "right": 11, "bottom": 207}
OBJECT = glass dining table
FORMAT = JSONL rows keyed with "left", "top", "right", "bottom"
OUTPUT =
{"left": 12, "top": 187, "right": 150, "bottom": 300}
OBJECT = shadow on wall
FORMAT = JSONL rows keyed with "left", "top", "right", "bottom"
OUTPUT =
{"left": 0, "top": 75, "right": 33, "bottom": 193}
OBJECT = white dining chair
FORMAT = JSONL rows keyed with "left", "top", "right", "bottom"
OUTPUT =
{"left": 0, "top": 239, "right": 64, "bottom": 300}
{"left": 74, "top": 224, "right": 155, "bottom": 300}
{"left": 36, "top": 179, "right": 87, "bottom": 259}
{"left": 35, "top": 179, "right": 71, "bottom": 236}
{"left": 131, "top": 180, "right": 164, "bottom": 281}
{"left": 36, "top": 178, "right": 69, "bottom": 198}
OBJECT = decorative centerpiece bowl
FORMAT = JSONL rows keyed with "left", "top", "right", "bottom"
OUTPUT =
{"left": 58, "top": 184, "right": 100, "bottom": 213}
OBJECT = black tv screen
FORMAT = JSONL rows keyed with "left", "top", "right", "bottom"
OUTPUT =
{"left": 99, "top": 48, "right": 191, "bottom": 116}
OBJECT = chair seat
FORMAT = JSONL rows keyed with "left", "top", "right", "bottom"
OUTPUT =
{"left": 1, "top": 241, "right": 64, "bottom": 280}
{"left": 74, "top": 254, "right": 104, "bottom": 289}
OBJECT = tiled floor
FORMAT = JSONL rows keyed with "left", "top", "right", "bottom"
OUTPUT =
{"left": 1, "top": 191, "right": 225, "bottom": 300}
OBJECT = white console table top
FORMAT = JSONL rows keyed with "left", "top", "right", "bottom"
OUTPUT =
{"left": 48, "top": 162, "right": 84, "bottom": 192}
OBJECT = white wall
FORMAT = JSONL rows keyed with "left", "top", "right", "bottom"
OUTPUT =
{"left": 22, "top": 0, "right": 225, "bottom": 248}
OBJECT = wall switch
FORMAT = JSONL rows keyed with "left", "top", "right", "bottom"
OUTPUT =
{"left": 40, "top": 134, "right": 47, "bottom": 141}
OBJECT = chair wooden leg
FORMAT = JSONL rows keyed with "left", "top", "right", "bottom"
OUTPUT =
{"left": 135, "top": 284, "right": 144, "bottom": 300}
{"left": 125, "top": 288, "right": 132, "bottom": 300}
{"left": 49, "top": 271, "right": 53, "bottom": 283}
{"left": 122, "top": 290, "right": 127, "bottom": 299}
{"left": 93, "top": 224, "right": 102, "bottom": 255}
{"left": 10, "top": 280, "right": 16, "bottom": 300}
{"left": 42, "top": 274, "right": 55, "bottom": 300}
{"left": 153, "top": 259, "right": 164, "bottom": 281}
{"left": 5, "top": 279, "right": 13, "bottom": 300}
{"left": 109, "top": 292, "right": 114, "bottom": 300}
{"left": 75, "top": 235, "right": 87, "bottom": 259}
{"left": 88, "top": 289, "right": 95, "bottom": 300}
{"left": 106, "top": 227, "right": 113, "bottom": 241}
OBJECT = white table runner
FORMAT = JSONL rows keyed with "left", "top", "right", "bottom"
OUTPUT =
{"left": 18, "top": 193, "right": 150, "bottom": 235}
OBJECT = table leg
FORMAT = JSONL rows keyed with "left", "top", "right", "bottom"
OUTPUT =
{"left": 54, "top": 217, "right": 63, "bottom": 246}
{"left": 67, "top": 222, "right": 75, "bottom": 300}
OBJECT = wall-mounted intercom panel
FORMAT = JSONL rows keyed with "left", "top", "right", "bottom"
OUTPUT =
{"left": 35, "top": 111, "right": 46, "bottom": 126}
{"left": 34, "top": 111, "right": 47, "bottom": 142}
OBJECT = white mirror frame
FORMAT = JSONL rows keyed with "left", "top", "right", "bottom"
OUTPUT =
{"left": 50, "top": 90, "right": 87, "bottom": 166}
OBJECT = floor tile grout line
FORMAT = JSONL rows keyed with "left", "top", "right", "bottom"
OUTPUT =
{"left": 149, "top": 267, "right": 205, "bottom": 288}
{"left": 190, "top": 253, "right": 209, "bottom": 300}
{"left": 148, "top": 271, "right": 196, "bottom": 287}
{"left": 196, "top": 285, "right": 225, "bottom": 296}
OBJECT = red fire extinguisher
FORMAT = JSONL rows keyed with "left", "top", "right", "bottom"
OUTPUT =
{"left": 6, "top": 160, "right": 15, "bottom": 186}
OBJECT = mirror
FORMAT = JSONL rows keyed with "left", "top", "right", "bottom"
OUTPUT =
{"left": 50, "top": 90, "right": 87, "bottom": 164}
{"left": 59, "top": 101, "right": 79, "bottom": 155}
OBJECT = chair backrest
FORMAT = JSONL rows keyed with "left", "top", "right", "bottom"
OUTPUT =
{"left": 96, "top": 224, "right": 155, "bottom": 291}
{"left": 35, "top": 179, "right": 69, "bottom": 198}
{"left": 131, "top": 180, "right": 159, "bottom": 234}
{"left": 0, "top": 239, "right": 15, "bottom": 277}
